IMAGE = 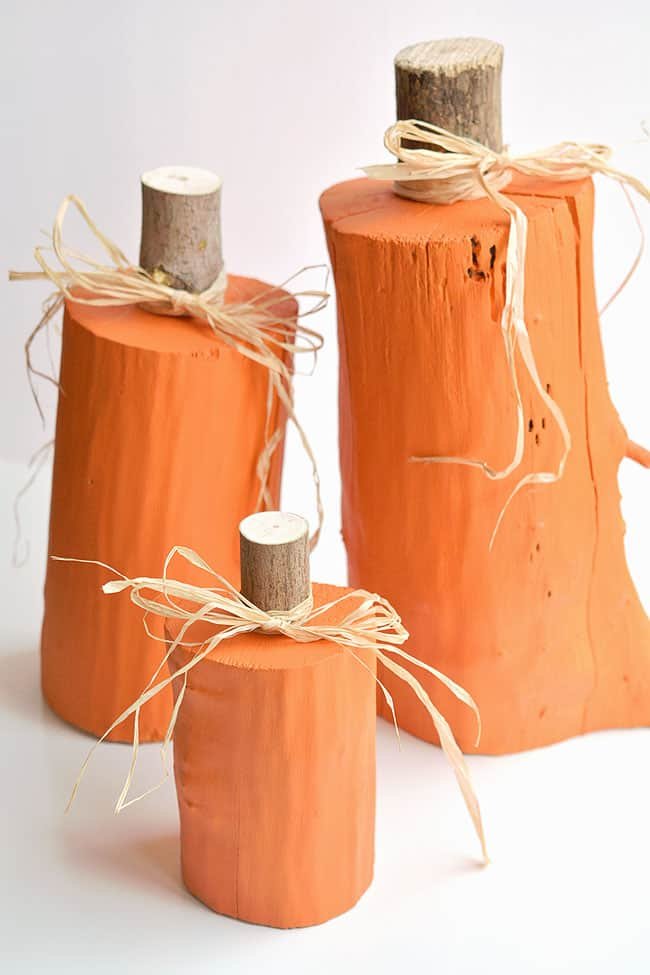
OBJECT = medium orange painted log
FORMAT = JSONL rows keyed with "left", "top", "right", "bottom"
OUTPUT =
{"left": 165, "top": 582, "right": 376, "bottom": 928}
{"left": 41, "top": 276, "right": 294, "bottom": 742}
{"left": 320, "top": 173, "right": 650, "bottom": 754}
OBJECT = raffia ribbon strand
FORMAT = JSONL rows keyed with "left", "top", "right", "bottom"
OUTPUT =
{"left": 10, "top": 196, "right": 328, "bottom": 547}
{"left": 57, "top": 547, "right": 488, "bottom": 863}
{"left": 364, "top": 121, "right": 649, "bottom": 547}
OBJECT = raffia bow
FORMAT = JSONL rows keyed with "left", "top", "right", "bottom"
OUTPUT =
{"left": 364, "top": 121, "right": 649, "bottom": 545}
{"left": 57, "top": 546, "right": 488, "bottom": 863}
{"left": 10, "top": 196, "right": 328, "bottom": 546}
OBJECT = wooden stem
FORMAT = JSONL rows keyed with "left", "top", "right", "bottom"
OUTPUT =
{"left": 395, "top": 37, "right": 504, "bottom": 151}
{"left": 139, "top": 166, "right": 223, "bottom": 293}
{"left": 239, "top": 512, "right": 310, "bottom": 611}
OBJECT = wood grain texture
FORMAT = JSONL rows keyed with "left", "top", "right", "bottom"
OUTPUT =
{"left": 395, "top": 38, "right": 503, "bottom": 151}
{"left": 41, "top": 275, "right": 295, "bottom": 742}
{"left": 166, "top": 582, "right": 376, "bottom": 928}
{"left": 140, "top": 167, "right": 223, "bottom": 292}
{"left": 320, "top": 174, "right": 650, "bottom": 754}
{"left": 240, "top": 511, "right": 310, "bottom": 611}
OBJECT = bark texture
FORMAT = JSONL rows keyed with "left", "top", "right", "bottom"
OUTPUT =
{"left": 395, "top": 38, "right": 503, "bottom": 150}
{"left": 320, "top": 174, "right": 650, "bottom": 754}
{"left": 166, "top": 584, "right": 376, "bottom": 928}
{"left": 240, "top": 511, "right": 310, "bottom": 611}
{"left": 139, "top": 166, "right": 223, "bottom": 292}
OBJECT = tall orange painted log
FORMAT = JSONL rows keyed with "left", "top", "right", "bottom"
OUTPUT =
{"left": 165, "top": 514, "right": 376, "bottom": 928}
{"left": 42, "top": 274, "right": 294, "bottom": 741}
{"left": 320, "top": 168, "right": 650, "bottom": 754}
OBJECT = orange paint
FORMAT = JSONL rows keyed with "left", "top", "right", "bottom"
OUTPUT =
{"left": 41, "top": 276, "right": 295, "bottom": 742}
{"left": 320, "top": 174, "right": 649, "bottom": 754}
{"left": 166, "top": 582, "right": 376, "bottom": 928}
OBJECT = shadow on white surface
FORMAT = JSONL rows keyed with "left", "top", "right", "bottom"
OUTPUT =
{"left": 62, "top": 828, "right": 185, "bottom": 903}
{"left": 0, "top": 648, "right": 58, "bottom": 728}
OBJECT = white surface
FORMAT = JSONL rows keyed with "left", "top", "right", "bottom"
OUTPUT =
{"left": 240, "top": 511, "right": 308, "bottom": 546}
{"left": 141, "top": 166, "right": 223, "bottom": 196}
{"left": 1, "top": 1, "right": 649, "bottom": 971}
{"left": 1, "top": 460, "right": 650, "bottom": 974}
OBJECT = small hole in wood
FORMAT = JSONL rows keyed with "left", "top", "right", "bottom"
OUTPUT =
{"left": 470, "top": 236, "right": 481, "bottom": 267}
{"left": 535, "top": 433, "right": 540, "bottom": 445}
{"left": 546, "top": 383, "right": 552, "bottom": 394}
{"left": 489, "top": 245, "right": 496, "bottom": 270}
{"left": 528, "top": 419, "right": 534, "bottom": 432}
{"left": 541, "top": 418, "right": 546, "bottom": 429}
{"left": 547, "top": 590, "right": 552, "bottom": 598}
{"left": 536, "top": 543, "right": 541, "bottom": 552}
{"left": 467, "top": 267, "right": 486, "bottom": 281}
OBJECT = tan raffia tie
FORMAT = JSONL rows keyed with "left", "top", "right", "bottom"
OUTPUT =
{"left": 56, "top": 546, "right": 488, "bottom": 863}
{"left": 10, "top": 195, "right": 328, "bottom": 547}
{"left": 364, "top": 120, "right": 650, "bottom": 547}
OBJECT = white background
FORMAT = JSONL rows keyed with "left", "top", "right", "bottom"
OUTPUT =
{"left": 1, "top": 1, "right": 649, "bottom": 972}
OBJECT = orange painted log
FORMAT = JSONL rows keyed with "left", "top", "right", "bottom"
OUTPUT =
{"left": 320, "top": 173, "right": 650, "bottom": 754}
{"left": 41, "top": 276, "right": 294, "bottom": 742}
{"left": 166, "top": 582, "right": 376, "bottom": 928}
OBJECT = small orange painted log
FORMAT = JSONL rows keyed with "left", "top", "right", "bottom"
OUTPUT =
{"left": 41, "top": 276, "right": 294, "bottom": 742}
{"left": 320, "top": 173, "right": 650, "bottom": 754}
{"left": 165, "top": 582, "right": 376, "bottom": 928}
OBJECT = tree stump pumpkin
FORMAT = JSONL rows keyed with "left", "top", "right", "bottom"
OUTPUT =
{"left": 320, "top": 39, "right": 649, "bottom": 753}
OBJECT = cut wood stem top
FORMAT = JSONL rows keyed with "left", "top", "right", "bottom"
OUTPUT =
{"left": 239, "top": 512, "right": 310, "bottom": 612}
{"left": 139, "top": 165, "right": 224, "bottom": 293}
{"left": 395, "top": 37, "right": 504, "bottom": 151}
